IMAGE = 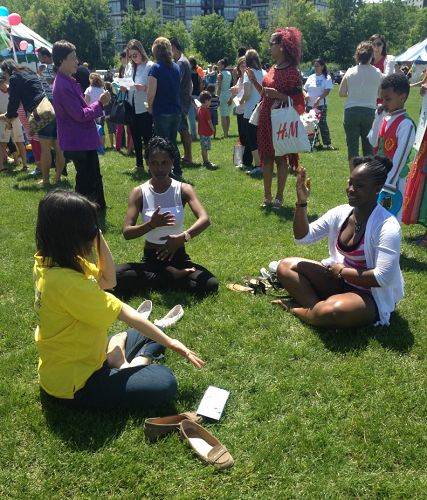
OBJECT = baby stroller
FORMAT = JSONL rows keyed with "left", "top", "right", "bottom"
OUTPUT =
{"left": 301, "top": 108, "right": 322, "bottom": 152}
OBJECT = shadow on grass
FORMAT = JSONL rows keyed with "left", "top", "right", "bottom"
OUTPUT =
{"left": 400, "top": 252, "right": 427, "bottom": 273}
{"left": 314, "top": 310, "right": 413, "bottom": 354}
{"left": 40, "top": 389, "right": 178, "bottom": 451}
{"left": 12, "top": 179, "right": 72, "bottom": 192}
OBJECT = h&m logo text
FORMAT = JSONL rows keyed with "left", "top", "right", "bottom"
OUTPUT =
{"left": 276, "top": 121, "right": 299, "bottom": 140}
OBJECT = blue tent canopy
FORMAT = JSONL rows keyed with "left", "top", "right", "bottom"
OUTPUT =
{"left": 395, "top": 38, "right": 427, "bottom": 63}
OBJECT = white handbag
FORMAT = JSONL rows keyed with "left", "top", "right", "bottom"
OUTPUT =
{"left": 271, "top": 97, "right": 310, "bottom": 155}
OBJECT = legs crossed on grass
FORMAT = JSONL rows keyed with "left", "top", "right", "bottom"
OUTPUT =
{"left": 274, "top": 257, "right": 377, "bottom": 328}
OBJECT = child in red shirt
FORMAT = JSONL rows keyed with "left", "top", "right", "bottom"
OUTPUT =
{"left": 197, "top": 91, "right": 217, "bottom": 169}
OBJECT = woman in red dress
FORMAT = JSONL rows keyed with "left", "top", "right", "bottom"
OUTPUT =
{"left": 247, "top": 27, "right": 304, "bottom": 209}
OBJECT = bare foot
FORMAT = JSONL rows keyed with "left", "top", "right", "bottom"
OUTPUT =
{"left": 107, "top": 331, "right": 127, "bottom": 368}
{"left": 128, "top": 355, "right": 152, "bottom": 367}
{"left": 166, "top": 265, "right": 196, "bottom": 280}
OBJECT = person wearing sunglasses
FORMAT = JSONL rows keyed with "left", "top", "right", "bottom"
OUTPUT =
{"left": 369, "top": 34, "right": 397, "bottom": 77}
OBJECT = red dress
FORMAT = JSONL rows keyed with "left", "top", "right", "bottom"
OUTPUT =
{"left": 257, "top": 65, "right": 304, "bottom": 161}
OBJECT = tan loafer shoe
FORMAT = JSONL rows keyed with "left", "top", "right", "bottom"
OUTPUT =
{"left": 144, "top": 412, "right": 203, "bottom": 442}
{"left": 180, "top": 420, "right": 234, "bottom": 470}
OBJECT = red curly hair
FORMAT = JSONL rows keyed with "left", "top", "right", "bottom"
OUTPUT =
{"left": 274, "top": 27, "right": 302, "bottom": 66}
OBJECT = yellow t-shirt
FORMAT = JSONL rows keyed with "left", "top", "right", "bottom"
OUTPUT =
{"left": 33, "top": 254, "right": 123, "bottom": 399}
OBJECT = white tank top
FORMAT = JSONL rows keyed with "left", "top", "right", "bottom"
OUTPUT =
{"left": 141, "top": 179, "right": 184, "bottom": 245}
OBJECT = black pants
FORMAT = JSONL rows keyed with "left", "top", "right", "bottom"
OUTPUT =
{"left": 236, "top": 113, "right": 253, "bottom": 167}
{"left": 65, "top": 150, "right": 106, "bottom": 209}
{"left": 115, "top": 247, "right": 219, "bottom": 296}
{"left": 129, "top": 112, "right": 153, "bottom": 168}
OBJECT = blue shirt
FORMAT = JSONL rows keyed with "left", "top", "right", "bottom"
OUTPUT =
{"left": 149, "top": 62, "right": 181, "bottom": 116}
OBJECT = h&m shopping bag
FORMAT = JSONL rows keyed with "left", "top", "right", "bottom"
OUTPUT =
{"left": 271, "top": 98, "right": 310, "bottom": 155}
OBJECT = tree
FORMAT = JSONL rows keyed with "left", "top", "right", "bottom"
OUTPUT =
{"left": 408, "top": 7, "right": 427, "bottom": 47}
{"left": 268, "top": 0, "right": 327, "bottom": 63}
{"left": 161, "top": 20, "right": 191, "bottom": 52}
{"left": 232, "top": 11, "right": 262, "bottom": 53}
{"left": 325, "top": 0, "right": 363, "bottom": 66}
{"left": 191, "top": 14, "right": 234, "bottom": 64}
{"left": 121, "top": 7, "right": 161, "bottom": 55}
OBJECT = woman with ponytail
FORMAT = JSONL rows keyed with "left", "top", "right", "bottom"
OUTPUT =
{"left": 273, "top": 156, "right": 404, "bottom": 328}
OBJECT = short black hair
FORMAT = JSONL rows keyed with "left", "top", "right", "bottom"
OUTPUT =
{"left": 36, "top": 189, "right": 99, "bottom": 272}
{"left": 169, "top": 37, "right": 182, "bottom": 52}
{"left": 237, "top": 47, "right": 246, "bottom": 58}
{"left": 380, "top": 73, "right": 410, "bottom": 98}
{"left": 144, "top": 136, "right": 176, "bottom": 163}
{"left": 351, "top": 155, "right": 393, "bottom": 186}
{"left": 199, "top": 90, "right": 211, "bottom": 103}
{"left": 52, "top": 40, "right": 76, "bottom": 68}
{"left": 206, "top": 84, "right": 216, "bottom": 93}
{"left": 38, "top": 47, "right": 51, "bottom": 58}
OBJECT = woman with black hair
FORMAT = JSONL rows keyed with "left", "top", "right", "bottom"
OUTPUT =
{"left": 0, "top": 58, "right": 65, "bottom": 186}
{"left": 370, "top": 34, "right": 396, "bottom": 77}
{"left": 147, "top": 38, "right": 181, "bottom": 177}
{"left": 34, "top": 188, "right": 204, "bottom": 409}
{"left": 52, "top": 40, "right": 110, "bottom": 209}
{"left": 272, "top": 156, "right": 404, "bottom": 328}
{"left": 115, "top": 136, "right": 219, "bottom": 296}
{"left": 303, "top": 57, "right": 335, "bottom": 150}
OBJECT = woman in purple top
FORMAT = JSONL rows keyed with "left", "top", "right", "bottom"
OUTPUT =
{"left": 147, "top": 37, "right": 181, "bottom": 177}
{"left": 52, "top": 40, "right": 111, "bottom": 209}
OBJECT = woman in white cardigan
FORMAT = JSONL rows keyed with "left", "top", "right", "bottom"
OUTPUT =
{"left": 273, "top": 156, "right": 403, "bottom": 328}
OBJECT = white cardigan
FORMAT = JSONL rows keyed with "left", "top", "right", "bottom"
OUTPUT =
{"left": 295, "top": 204, "right": 404, "bottom": 326}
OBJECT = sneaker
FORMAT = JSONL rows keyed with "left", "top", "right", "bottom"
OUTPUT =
{"left": 203, "top": 161, "right": 218, "bottom": 170}
{"left": 29, "top": 168, "right": 41, "bottom": 177}
{"left": 136, "top": 300, "right": 152, "bottom": 320}
{"left": 247, "top": 166, "right": 263, "bottom": 177}
{"left": 325, "top": 144, "right": 335, "bottom": 151}
{"left": 260, "top": 199, "right": 272, "bottom": 209}
{"left": 271, "top": 198, "right": 283, "bottom": 210}
{"left": 154, "top": 305, "right": 184, "bottom": 329}
{"left": 235, "top": 163, "right": 250, "bottom": 170}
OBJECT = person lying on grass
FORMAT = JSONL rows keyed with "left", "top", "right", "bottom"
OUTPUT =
{"left": 34, "top": 189, "right": 204, "bottom": 410}
{"left": 115, "top": 136, "right": 219, "bottom": 296}
{"left": 272, "top": 156, "right": 404, "bottom": 328}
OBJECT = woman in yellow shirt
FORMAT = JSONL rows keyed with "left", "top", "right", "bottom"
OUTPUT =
{"left": 34, "top": 189, "right": 204, "bottom": 409}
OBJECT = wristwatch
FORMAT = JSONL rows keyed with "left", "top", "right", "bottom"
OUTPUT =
{"left": 184, "top": 231, "right": 192, "bottom": 242}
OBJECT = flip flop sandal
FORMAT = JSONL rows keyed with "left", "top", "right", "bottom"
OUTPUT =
{"left": 243, "top": 279, "right": 267, "bottom": 295}
{"left": 226, "top": 283, "right": 254, "bottom": 293}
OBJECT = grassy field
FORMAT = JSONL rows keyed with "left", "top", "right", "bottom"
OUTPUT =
{"left": 1, "top": 87, "right": 427, "bottom": 499}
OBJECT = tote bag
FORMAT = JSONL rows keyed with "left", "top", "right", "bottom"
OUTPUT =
{"left": 28, "top": 96, "right": 55, "bottom": 135}
{"left": 271, "top": 97, "right": 310, "bottom": 155}
{"left": 249, "top": 101, "right": 261, "bottom": 126}
{"left": 110, "top": 91, "right": 133, "bottom": 126}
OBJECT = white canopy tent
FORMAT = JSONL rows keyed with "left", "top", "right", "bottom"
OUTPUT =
{"left": 0, "top": 18, "right": 52, "bottom": 50}
{"left": 395, "top": 38, "right": 427, "bottom": 63}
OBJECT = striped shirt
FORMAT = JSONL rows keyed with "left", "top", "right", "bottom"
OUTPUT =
{"left": 336, "top": 230, "right": 370, "bottom": 292}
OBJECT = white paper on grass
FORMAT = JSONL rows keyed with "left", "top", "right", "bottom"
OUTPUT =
{"left": 196, "top": 386, "right": 230, "bottom": 421}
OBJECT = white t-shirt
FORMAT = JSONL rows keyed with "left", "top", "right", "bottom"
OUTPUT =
{"left": 84, "top": 86, "right": 104, "bottom": 104}
{"left": 242, "top": 69, "right": 265, "bottom": 119}
{"left": 304, "top": 73, "right": 333, "bottom": 107}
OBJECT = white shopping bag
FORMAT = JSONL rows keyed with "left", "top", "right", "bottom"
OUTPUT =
{"left": 271, "top": 98, "right": 310, "bottom": 155}
{"left": 233, "top": 144, "right": 244, "bottom": 166}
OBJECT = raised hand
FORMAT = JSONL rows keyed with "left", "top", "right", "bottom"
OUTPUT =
{"left": 296, "top": 166, "right": 311, "bottom": 203}
{"left": 150, "top": 206, "right": 176, "bottom": 228}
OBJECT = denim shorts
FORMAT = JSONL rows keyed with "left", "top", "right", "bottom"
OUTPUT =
{"left": 200, "top": 135, "right": 211, "bottom": 150}
{"left": 38, "top": 119, "right": 57, "bottom": 140}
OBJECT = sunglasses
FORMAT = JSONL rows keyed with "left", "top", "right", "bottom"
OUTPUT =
{"left": 372, "top": 42, "right": 383, "bottom": 47}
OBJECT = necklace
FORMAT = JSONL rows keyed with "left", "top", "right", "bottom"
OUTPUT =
{"left": 354, "top": 221, "right": 362, "bottom": 233}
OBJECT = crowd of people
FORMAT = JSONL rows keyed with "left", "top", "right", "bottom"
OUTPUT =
{"left": 1, "top": 27, "right": 423, "bottom": 413}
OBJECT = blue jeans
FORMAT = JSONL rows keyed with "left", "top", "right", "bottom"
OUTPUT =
{"left": 153, "top": 113, "right": 181, "bottom": 176}
{"left": 69, "top": 329, "right": 177, "bottom": 410}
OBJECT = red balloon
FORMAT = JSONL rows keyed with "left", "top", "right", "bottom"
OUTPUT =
{"left": 8, "top": 13, "right": 21, "bottom": 26}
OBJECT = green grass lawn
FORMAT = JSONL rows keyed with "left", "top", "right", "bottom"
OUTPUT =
{"left": 1, "top": 88, "right": 427, "bottom": 498}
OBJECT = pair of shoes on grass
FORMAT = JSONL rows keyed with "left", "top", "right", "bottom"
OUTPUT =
{"left": 144, "top": 413, "right": 234, "bottom": 470}
{"left": 203, "top": 161, "right": 218, "bottom": 170}
{"left": 136, "top": 300, "right": 184, "bottom": 328}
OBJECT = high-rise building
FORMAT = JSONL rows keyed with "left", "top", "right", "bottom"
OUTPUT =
{"left": 109, "top": 0, "right": 328, "bottom": 49}
{"left": 403, "top": 0, "right": 427, "bottom": 7}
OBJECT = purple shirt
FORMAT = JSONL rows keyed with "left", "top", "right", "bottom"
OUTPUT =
{"left": 52, "top": 71, "right": 103, "bottom": 151}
